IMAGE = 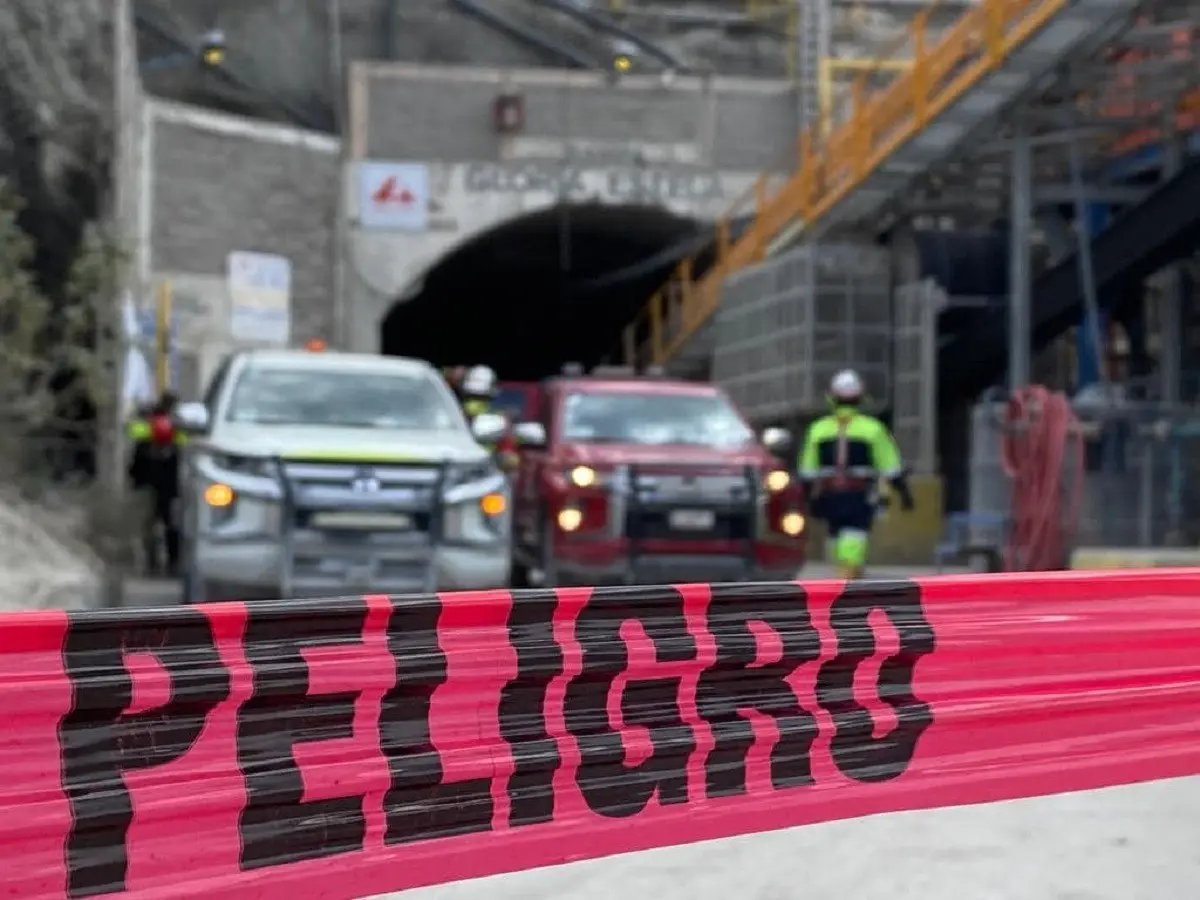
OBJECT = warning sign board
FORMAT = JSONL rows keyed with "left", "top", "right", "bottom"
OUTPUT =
{"left": 358, "top": 160, "right": 430, "bottom": 232}
{"left": 227, "top": 251, "right": 291, "bottom": 346}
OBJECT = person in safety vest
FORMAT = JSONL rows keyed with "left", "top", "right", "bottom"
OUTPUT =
{"left": 798, "top": 369, "right": 914, "bottom": 579}
{"left": 443, "top": 365, "right": 467, "bottom": 402}
{"left": 127, "top": 391, "right": 185, "bottom": 576}
{"left": 460, "top": 365, "right": 519, "bottom": 472}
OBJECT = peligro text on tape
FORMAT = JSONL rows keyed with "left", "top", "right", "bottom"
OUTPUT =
{"left": 56, "top": 580, "right": 934, "bottom": 897}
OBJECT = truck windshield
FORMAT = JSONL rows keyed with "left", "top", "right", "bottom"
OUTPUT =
{"left": 225, "top": 367, "right": 462, "bottom": 430}
{"left": 561, "top": 391, "right": 754, "bottom": 448}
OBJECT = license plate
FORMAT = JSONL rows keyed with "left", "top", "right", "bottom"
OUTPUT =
{"left": 669, "top": 509, "right": 716, "bottom": 531}
{"left": 344, "top": 565, "right": 374, "bottom": 584}
{"left": 311, "top": 511, "right": 413, "bottom": 530}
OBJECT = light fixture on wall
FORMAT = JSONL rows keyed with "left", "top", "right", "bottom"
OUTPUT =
{"left": 199, "top": 29, "right": 226, "bottom": 66}
{"left": 492, "top": 92, "right": 525, "bottom": 135}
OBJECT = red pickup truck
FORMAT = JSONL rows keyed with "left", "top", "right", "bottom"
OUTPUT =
{"left": 510, "top": 367, "right": 807, "bottom": 587}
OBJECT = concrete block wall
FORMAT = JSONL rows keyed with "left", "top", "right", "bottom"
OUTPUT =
{"left": 356, "top": 64, "right": 802, "bottom": 173}
{"left": 145, "top": 100, "right": 341, "bottom": 350}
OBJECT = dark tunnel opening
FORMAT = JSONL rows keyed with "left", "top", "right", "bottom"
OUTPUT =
{"left": 379, "top": 203, "right": 708, "bottom": 381}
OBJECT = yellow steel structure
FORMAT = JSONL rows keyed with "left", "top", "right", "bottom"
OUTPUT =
{"left": 623, "top": 0, "right": 1076, "bottom": 367}
{"left": 155, "top": 280, "right": 173, "bottom": 393}
{"left": 819, "top": 58, "right": 913, "bottom": 136}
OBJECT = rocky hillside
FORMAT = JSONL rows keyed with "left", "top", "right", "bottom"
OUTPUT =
{"left": 135, "top": 0, "right": 976, "bottom": 126}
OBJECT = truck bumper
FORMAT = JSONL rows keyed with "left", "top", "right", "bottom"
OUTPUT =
{"left": 552, "top": 553, "right": 799, "bottom": 587}
{"left": 190, "top": 537, "right": 511, "bottom": 601}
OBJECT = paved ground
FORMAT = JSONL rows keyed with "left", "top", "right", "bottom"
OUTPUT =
{"left": 0, "top": 492, "right": 99, "bottom": 612}
{"left": 374, "top": 776, "right": 1200, "bottom": 900}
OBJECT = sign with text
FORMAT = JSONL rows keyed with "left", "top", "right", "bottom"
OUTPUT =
{"left": 227, "top": 251, "right": 291, "bottom": 346}
{"left": 464, "top": 162, "right": 725, "bottom": 204}
{"left": 5, "top": 570, "right": 1200, "bottom": 899}
{"left": 359, "top": 160, "right": 430, "bottom": 231}
{"left": 504, "top": 137, "right": 702, "bottom": 165}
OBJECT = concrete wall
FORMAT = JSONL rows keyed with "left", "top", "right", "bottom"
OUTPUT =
{"left": 140, "top": 64, "right": 801, "bottom": 389}
{"left": 142, "top": 0, "right": 976, "bottom": 107}
{"left": 354, "top": 64, "right": 801, "bottom": 172}
{"left": 143, "top": 100, "right": 341, "bottom": 392}
{"left": 341, "top": 159, "right": 764, "bottom": 353}
{"left": 341, "top": 63, "right": 798, "bottom": 353}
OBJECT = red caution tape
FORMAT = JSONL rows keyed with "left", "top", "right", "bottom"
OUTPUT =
{"left": 3, "top": 570, "right": 1200, "bottom": 898}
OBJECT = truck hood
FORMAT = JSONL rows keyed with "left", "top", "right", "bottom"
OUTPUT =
{"left": 563, "top": 442, "right": 774, "bottom": 470}
{"left": 208, "top": 424, "right": 488, "bottom": 464}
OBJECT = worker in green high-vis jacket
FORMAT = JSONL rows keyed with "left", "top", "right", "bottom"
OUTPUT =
{"left": 126, "top": 392, "right": 186, "bottom": 575}
{"left": 798, "top": 369, "right": 914, "bottom": 579}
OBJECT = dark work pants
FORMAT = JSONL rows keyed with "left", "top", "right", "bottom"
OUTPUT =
{"left": 811, "top": 489, "right": 876, "bottom": 537}
{"left": 141, "top": 489, "right": 179, "bottom": 574}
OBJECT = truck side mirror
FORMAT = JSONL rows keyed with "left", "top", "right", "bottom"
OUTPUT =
{"left": 513, "top": 422, "right": 546, "bottom": 448}
{"left": 471, "top": 412, "right": 507, "bottom": 445}
{"left": 761, "top": 426, "right": 792, "bottom": 452}
{"left": 173, "top": 401, "right": 210, "bottom": 435}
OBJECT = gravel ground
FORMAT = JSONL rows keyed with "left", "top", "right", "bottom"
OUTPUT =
{"left": 0, "top": 491, "right": 99, "bottom": 611}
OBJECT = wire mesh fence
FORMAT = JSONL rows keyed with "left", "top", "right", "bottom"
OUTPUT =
{"left": 968, "top": 397, "right": 1200, "bottom": 562}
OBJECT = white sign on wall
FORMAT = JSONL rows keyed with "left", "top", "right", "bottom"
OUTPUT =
{"left": 227, "top": 251, "right": 291, "bottom": 346}
{"left": 358, "top": 161, "right": 430, "bottom": 231}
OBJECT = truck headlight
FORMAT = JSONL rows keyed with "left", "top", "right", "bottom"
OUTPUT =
{"left": 569, "top": 466, "right": 597, "bottom": 487}
{"left": 446, "top": 461, "right": 496, "bottom": 489}
{"left": 480, "top": 492, "right": 506, "bottom": 516}
{"left": 203, "top": 482, "right": 237, "bottom": 528}
{"left": 765, "top": 470, "right": 791, "bottom": 492}
{"left": 442, "top": 465, "right": 509, "bottom": 543}
{"left": 443, "top": 487, "right": 509, "bottom": 543}
{"left": 193, "top": 453, "right": 282, "bottom": 536}
{"left": 209, "top": 452, "right": 276, "bottom": 478}
{"left": 780, "top": 512, "right": 805, "bottom": 535}
{"left": 204, "top": 483, "right": 234, "bottom": 508}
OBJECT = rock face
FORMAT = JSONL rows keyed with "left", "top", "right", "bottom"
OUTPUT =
{"left": 135, "top": 0, "right": 971, "bottom": 124}
{"left": 0, "top": 2, "right": 119, "bottom": 612}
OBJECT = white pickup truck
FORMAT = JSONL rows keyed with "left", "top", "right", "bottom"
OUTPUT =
{"left": 172, "top": 349, "right": 512, "bottom": 602}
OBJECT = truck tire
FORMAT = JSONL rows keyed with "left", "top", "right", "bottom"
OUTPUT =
{"left": 539, "top": 514, "right": 559, "bottom": 588}
{"left": 510, "top": 554, "right": 532, "bottom": 589}
{"left": 181, "top": 567, "right": 209, "bottom": 604}
{"left": 179, "top": 541, "right": 213, "bottom": 604}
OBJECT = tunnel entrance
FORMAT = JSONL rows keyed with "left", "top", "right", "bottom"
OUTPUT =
{"left": 379, "top": 203, "right": 703, "bottom": 381}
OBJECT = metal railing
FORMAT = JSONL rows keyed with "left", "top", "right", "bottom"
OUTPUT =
{"left": 621, "top": 0, "right": 1071, "bottom": 368}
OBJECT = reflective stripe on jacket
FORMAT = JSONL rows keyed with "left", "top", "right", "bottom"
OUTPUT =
{"left": 798, "top": 406, "right": 903, "bottom": 489}
{"left": 126, "top": 418, "right": 188, "bottom": 445}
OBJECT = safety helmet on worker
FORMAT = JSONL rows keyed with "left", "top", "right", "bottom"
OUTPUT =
{"left": 462, "top": 365, "right": 497, "bottom": 398}
{"left": 828, "top": 369, "right": 864, "bottom": 405}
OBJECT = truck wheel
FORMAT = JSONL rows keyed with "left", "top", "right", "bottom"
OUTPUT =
{"left": 180, "top": 546, "right": 213, "bottom": 604}
{"left": 181, "top": 567, "right": 210, "bottom": 604}
{"left": 510, "top": 555, "right": 532, "bottom": 589}
{"left": 539, "top": 515, "right": 559, "bottom": 588}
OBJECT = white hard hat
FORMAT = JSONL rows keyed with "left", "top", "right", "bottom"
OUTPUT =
{"left": 829, "top": 369, "right": 864, "bottom": 401}
{"left": 462, "top": 365, "right": 497, "bottom": 396}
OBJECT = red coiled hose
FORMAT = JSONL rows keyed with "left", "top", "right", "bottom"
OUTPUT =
{"left": 1000, "top": 385, "right": 1085, "bottom": 570}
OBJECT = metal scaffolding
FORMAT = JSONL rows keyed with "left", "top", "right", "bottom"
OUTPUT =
{"left": 697, "top": 0, "right": 1199, "bottom": 555}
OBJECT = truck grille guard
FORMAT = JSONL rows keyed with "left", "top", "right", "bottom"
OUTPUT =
{"left": 612, "top": 462, "right": 763, "bottom": 580}
{"left": 273, "top": 456, "right": 452, "bottom": 596}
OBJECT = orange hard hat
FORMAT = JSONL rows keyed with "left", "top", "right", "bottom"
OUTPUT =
{"left": 306, "top": 338, "right": 327, "bottom": 352}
